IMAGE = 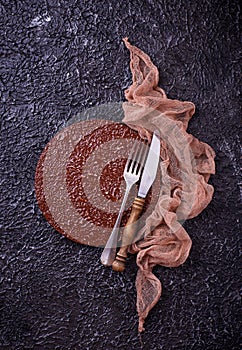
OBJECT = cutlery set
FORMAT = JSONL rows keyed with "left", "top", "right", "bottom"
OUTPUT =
{"left": 101, "top": 130, "right": 161, "bottom": 271}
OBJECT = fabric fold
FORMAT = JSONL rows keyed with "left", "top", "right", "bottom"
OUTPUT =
{"left": 122, "top": 38, "right": 215, "bottom": 332}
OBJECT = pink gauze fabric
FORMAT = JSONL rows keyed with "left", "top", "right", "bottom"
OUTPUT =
{"left": 122, "top": 38, "right": 216, "bottom": 332}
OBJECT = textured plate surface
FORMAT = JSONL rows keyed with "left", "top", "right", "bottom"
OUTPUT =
{"left": 35, "top": 120, "right": 160, "bottom": 246}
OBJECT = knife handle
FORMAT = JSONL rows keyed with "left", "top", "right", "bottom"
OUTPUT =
{"left": 112, "top": 197, "right": 145, "bottom": 272}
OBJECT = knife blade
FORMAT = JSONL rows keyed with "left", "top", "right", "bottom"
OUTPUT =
{"left": 112, "top": 130, "right": 160, "bottom": 272}
{"left": 137, "top": 129, "right": 161, "bottom": 198}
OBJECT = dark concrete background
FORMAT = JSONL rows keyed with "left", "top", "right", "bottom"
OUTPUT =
{"left": 0, "top": 0, "right": 240, "bottom": 349}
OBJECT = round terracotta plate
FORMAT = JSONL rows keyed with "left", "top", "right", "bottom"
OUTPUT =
{"left": 35, "top": 120, "right": 160, "bottom": 247}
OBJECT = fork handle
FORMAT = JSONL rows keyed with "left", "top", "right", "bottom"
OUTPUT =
{"left": 100, "top": 186, "right": 131, "bottom": 266}
{"left": 112, "top": 197, "right": 145, "bottom": 272}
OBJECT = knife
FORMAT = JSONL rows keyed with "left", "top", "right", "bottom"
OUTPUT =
{"left": 112, "top": 130, "right": 160, "bottom": 272}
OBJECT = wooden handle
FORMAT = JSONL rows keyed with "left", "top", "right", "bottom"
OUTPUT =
{"left": 112, "top": 197, "right": 145, "bottom": 272}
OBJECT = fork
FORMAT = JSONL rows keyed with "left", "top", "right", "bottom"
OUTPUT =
{"left": 100, "top": 140, "right": 148, "bottom": 266}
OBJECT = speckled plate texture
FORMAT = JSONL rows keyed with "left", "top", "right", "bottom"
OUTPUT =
{"left": 0, "top": 1, "right": 240, "bottom": 349}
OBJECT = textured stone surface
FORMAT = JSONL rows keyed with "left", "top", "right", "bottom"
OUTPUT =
{"left": 0, "top": 0, "right": 240, "bottom": 349}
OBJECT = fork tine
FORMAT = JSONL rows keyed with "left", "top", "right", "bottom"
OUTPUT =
{"left": 140, "top": 141, "right": 149, "bottom": 167}
{"left": 133, "top": 142, "right": 147, "bottom": 174}
{"left": 131, "top": 141, "right": 142, "bottom": 170}
{"left": 124, "top": 140, "right": 139, "bottom": 172}
{"left": 137, "top": 142, "right": 149, "bottom": 176}
{"left": 127, "top": 140, "right": 140, "bottom": 173}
